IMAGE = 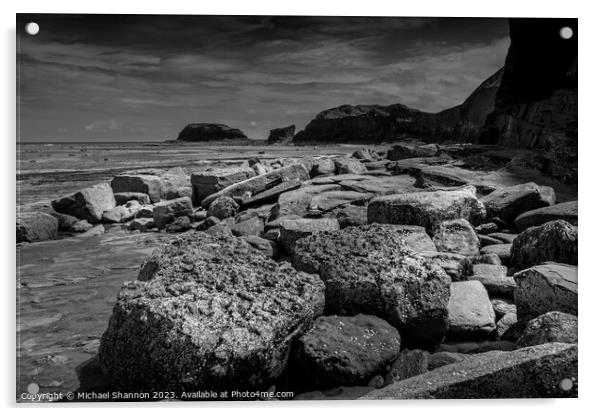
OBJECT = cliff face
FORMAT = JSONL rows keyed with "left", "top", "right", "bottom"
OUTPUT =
{"left": 177, "top": 123, "right": 248, "bottom": 141}
{"left": 293, "top": 68, "right": 502, "bottom": 144}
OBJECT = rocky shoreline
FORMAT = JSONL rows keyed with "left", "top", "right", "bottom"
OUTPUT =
{"left": 17, "top": 141, "right": 578, "bottom": 399}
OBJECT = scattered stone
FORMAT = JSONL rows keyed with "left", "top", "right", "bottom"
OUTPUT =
{"left": 470, "top": 264, "right": 516, "bottom": 296}
{"left": 515, "top": 312, "right": 578, "bottom": 348}
{"left": 475, "top": 222, "right": 499, "bottom": 235}
{"left": 480, "top": 182, "right": 555, "bottom": 223}
{"left": 421, "top": 251, "right": 472, "bottom": 281}
{"left": 292, "top": 224, "right": 451, "bottom": 348}
{"left": 334, "top": 157, "right": 368, "bottom": 174}
{"left": 165, "top": 216, "right": 191, "bottom": 232}
{"left": 190, "top": 167, "right": 255, "bottom": 205}
{"left": 230, "top": 216, "right": 264, "bottom": 237}
{"left": 100, "top": 232, "right": 325, "bottom": 392}
{"left": 52, "top": 183, "right": 116, "bottom": 223}
{"left": 368, "top": 186, "right": 486, "bottom": 232}
{"left": 71, "top": 219, "right": 93, "bottom": 233}
{"left": 447, "top": 281, "right": 496, "bottom": 339}
{"left": 292, "top": 314, "right": 400, "bottom": 389}
{"left": 491, "top": 298, "right": 517, "bottom": 320}
{"left": 432, "top": 218, "right": 480, "bottom": 256}
{"left": 480, "top": 244, "right": 512, "bottom": 266}
{"left": 496, "top": 312, "right": 519, "bottom": 340}
{"left": 111, "top": 174, "right": 163, "bottom": 203}
{"left": 471, "top": 253, "right": 502, "bottom": 265}
{"left": 510, "top": 220, "right": 577, "bottom": 270}
{"left": 514, "top": 200, "right": 578, "bottom": 231}
{"left": 310, "top": 158, "right": 336, "bottom": 177}
{"left": 361, "top": 343, "right": 577, "bottom": 399}
{"left": 16, "top": 212, "right": 58, "bottom": 243}
{"left": 152, "top": 197, "right": 193, "bottom": 229}
{"left": 427, "top": 351, "right": 467, "bottom": 370}
{"left": 206, "top": 196, "right": 239, "bottom": 220}
{"left": 384, "top": 349, "right": 429, "bottom": 386}
{"left": 241, "top": 235, "right": 278, "bottom": 258}
{"left": 279, "top": 218, "right": 340, "bottom": 254}
{"left": 127, "top": 218, "right": 155, "bottom": 232}
{"left": 135, "top": 205, "right": 154, "bottom": 219}
{"left": 514, "top": 262, "right": 577, "bottom": 322}
{"left": 114, "top": 192, "right": 151, "bottom": 206}
{"left": 488, "top": 232, "right": 517, "bottom": 244}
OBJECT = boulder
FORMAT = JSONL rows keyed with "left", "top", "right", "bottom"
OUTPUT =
{"left": 279, "top": 218, "right": 340, "bottom": 254}
{"left": 292, "top": 224, "right": 451, "bottom": 348}
{"left": 152, "top": 197, "right": 193, "bottom": 229}
{"left": 387, "top": 144, "right": 438, "bottom": 161}
{"left": 230, "top": 216, "right": 264, "bottom": 237}
{"left": 52, "top": 183, "right": 116, "bottom": 223}
{"left": 361, "top": 343, "right": 577, "bottom": 399}
{"left": 102, "top": 205, "right": 133, "bottom": 223}
{"left": 514, "top": 262, "right": 577, "bottom": 322}
{"left": 271, "top": 184, "right": 341, "bottom": 219}
{"left": 479, "top": 234, "right": 503, "bottom": 246}
{"left": 206, "top": 196, "right": 239, "bottom": 220}
{"left": 447, "top": 281, "right": 496, "bottom": 339}
{"left": 307, "top": 190, "right": 372, "bottom": 216}
{"left": 488, "top": 232, "right": 517, "bottom": 244}
{"left": 421, "top": 252, "right": 472, "bottom": 281}
{"left": 16, "top": 212, "right": 58, "bottom": 243}
{"left": 384, "top": 349, "right": 429, "bottom": 385}
{"left": 470, "top": 264, "right": 516, "bottom": 296}
{"left": 165, "top": 186, "right": 192, "bottom": 200}
{"left": 204, "top": 224, "right": 233, "bottom": 237}
{"left": 190, "top": 167, "right": 255, "bottom": 206}
{"left": 475, "top": 222, "right": 499, "bottom": 235}
{"left": 432, "top": 218, "right": 480, "bottom": 256}
{"left": 510, "top": 220, "right": 577, "bottom": 270}
{"left": 352, "top": 148, "right": 380, "bottom": 162}
{"left": 111, "top": 174, "right": 163, "bottom": 203}
{"left": 176, "top": 123, "right": 247, "bottom": 141}
{"left": 127, "top": 218, "right": 155, "bottom": 232}
{"left": 79, "top": 224, "right": 105, "bottom": 237}
{"left": 471, "top": 253, "right": 502, "bottom": 265}
{"left": 310, "top": 158, "right": 337, "bottom": 177}
{"left": 165, "top": 216, "right": 192, "bottom": 232}
{"left": 135, "top": 205, "right": 154, "bottom": 219}
{"left": 201, "top": 163, "right": 310, "bottom": 208}
{"left": 326, "top": 205, "right": 368, "bottom": 228}
{"left": 480, "top": 182, "right": 555, "bottom": 222}
{"left": 491, "top": 298, "right": 516, "bottom": 320}
{"left": 114, "top": 192, "right": 151, "bottom": 206}
{"left": 99, "top": 232, "right": 324, "bottom": 392}
{"left": 71, "top": 219, "right": 93, "bottom": 233}
{"left": 48, "top": 211, "right": 78, "bottom": 231}
{"left": 267, "top": 125, "right": 295, "bottom": 144}
{"left": 514, "top": 200, "right": 578, "bottom": 231}
{"left": 496, "top": 312, "right": 519, "bottom": 340}
{"left": 367, "top": 187, "right": 486, "bottom": 232}
{"left": 334, "top": 157, "right": 367, "bottom": 175}
{"left": 241, "top": 235, "right": 278, "bottom": 258}
{"left": 515, "top": 312, "right": 578, "bottom": 348}
{"left": 480, "top": 244, "right": 512, "bottom": 266}
{"left": 292, "top": 314, "right": 400, "bottom": 389}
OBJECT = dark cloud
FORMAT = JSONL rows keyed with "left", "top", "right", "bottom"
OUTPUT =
{"left": 17, "top": 14, "right": 509, "bottom": 141}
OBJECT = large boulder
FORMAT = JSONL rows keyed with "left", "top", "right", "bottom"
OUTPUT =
{"left": 480, "top": 182, "right": 555, "bottom": 223}
{"left": 513, "top": 262, "right": 577, "bottom": 323}
{"left": 176, "top": 123, "right": 247, "bottom": 141}
{"left": 206, "top": 196, "right": 239, "bottom": 220}
{"left": 279, "top": 218, "right": 340, "bottom": 254}
{"left": 52, "top": 183, "right": 116, "bottom": 223}
{"left": 367, "top": 186, "right": 486, "bottom": 232}
{"left": 292, "top": 314, "right": 400, "bottom": 389}
{"left": 515, "top": 312, "right": 578, "bottom": 348}
{"left": 510, "top": 220, "right": 578, "bottom": 270}
{"left": 361, "top": 343, "right": 577, "bottom": 399}
{"left": 16, "top": 212, "right": 58, "bottom": 243}
{"left": 111, "top": 174, "right": 163, "bottom": 203}
{"left": 334, "top": 157, "right": 367, "bottom": 175}
{"left": 514, "top": 200, "right": 578, "bottom": 231}
{"left": 432, "top": 218, "right": 480, "bottom": 256}
{"left": 99, "top": 232, "right": 324, "bottom": 392}
{"left": 190, "top": 167, "right": 255, "bottom": 206}
{"left": 267, "top": 125, "right": 295, "bottom": 144}
{"left": 152, "top": 197, "right": 193, "bottom": 229}
{"left": 447, "top": 281, "right": 496, "bottom": 339}
{"left": 201, "top": 163, "right": 310, "bottom": 208}
{"left": 292, "top": 224, "right": 451, "bottom": 348}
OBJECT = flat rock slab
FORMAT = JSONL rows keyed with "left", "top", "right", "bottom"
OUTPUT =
{"left": 279, "top": 218, "right": 340, "bottom": 254}
{"left": 447, "top": 281, "right": 496, "bottom": 339}
{"left": 273, "top": 184, "right": 342, "bottom": 219}
{"left": 514, "top": 200, "right": 578, "bottom": 231}
{"left": 510, "top": 220, "right": 578, "bottom": 270}
{"left": 514, "top": 262, "right": 577, "bottom": 323}
{"left": 432, "top": 218, "right": 480, "bottom": 256}
{"left": 367, "top": 186, "right": 485, "bottom": 232}
{"left": 480, "top": 182, "right": 555, "bottom": 223}
{"left": 361, "top": 343, "right": 577, "bottom": 399}
{"left": 292, "top": 314, "right": 400, "bottom": 389}
{"left": 515, "top": 311, "right": 578, "bottom": 348}
{"left": 190, "top": 167, "right": 255, "bottom": 205}
{"left": 292, "top": 224, "right": 451, "bottom": 348}
{"left": 99, "top": 232, "right": 325, "bottom": 392}
{"left": 16, "top": 212, "right": 58, "bottom": 243}
{"left": 470, "top": 264, "right": 516, "bottom": 296}
{"left": 52, "top": 183, "right": 116, "bottom": 223}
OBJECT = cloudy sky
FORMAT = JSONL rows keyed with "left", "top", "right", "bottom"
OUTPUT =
{"left": 17, "top": 14, "right": 509, "bottom": 142}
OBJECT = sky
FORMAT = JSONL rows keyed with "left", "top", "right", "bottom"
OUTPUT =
{"left": 17, "top": 14, "right": 510, "bottom": 142}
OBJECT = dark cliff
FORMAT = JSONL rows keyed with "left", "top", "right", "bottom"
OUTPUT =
{"left": 177, "top": 123, "right": 248, "bottom": 141}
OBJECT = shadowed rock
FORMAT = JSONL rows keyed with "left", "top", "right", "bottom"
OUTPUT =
{"left": 267, "top": 125, "right": 295, "bottom": 144}
{"left": 176, "top": 123, "right": 247, "bottom": 141}
{"left": 480, "top": 182, "right": 555, "bottom": 223}
{"left": 515, "top": 311, "right": 578, "bottom": 348}
{"left": 17, "top": 212, "right": 58, "bottom": 243}
{"left": 111, "top": 174, "right": 163, "bottom": 203}
{"left": 514, "top": 200, "right": 578, "bottom": 231}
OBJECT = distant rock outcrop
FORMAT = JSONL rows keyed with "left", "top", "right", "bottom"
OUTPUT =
{"left": 293, "top": 69, "right": 502, "bottom": 144}
{"left": 176, "top": 123, "right": 248, "bottom": 141}
{"left": 267, "top": 125, "right": 295, "bottom": 144}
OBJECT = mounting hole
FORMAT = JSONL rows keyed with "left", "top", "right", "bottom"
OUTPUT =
{"left": 25, "top": 22, "right": 39, "bottom": 35}
{"left": 559, "top": 26, "right": 573, "bottom": 40}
